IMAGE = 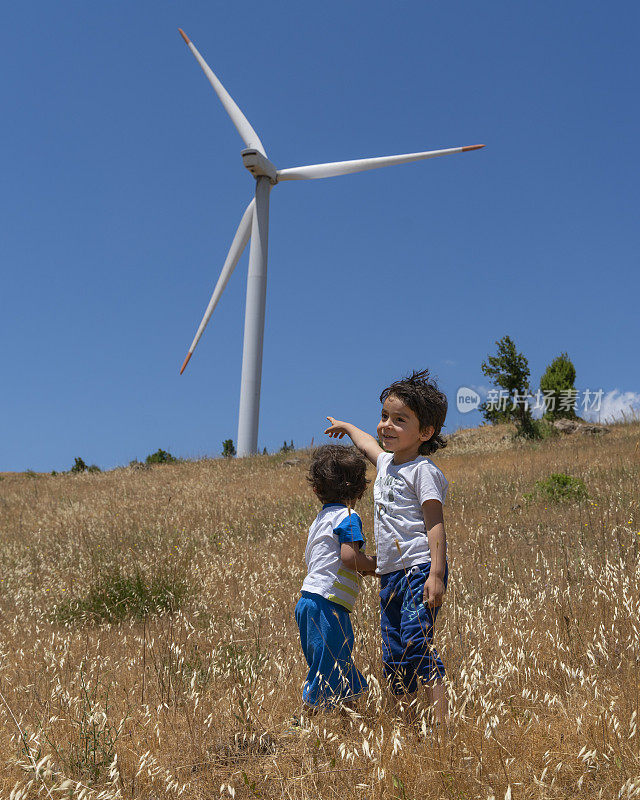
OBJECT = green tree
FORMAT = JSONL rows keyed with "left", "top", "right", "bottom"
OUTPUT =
{"left": 222, "top": 439, "right": 236, "bottom": 458}
{"left": 480, "top": 335, "right": 537, "bottom": 437}
{"left": 539, "top": 352, "right": 579, "bottom": 420}
{"left": 145, "top": 449, "right": 177, "bottom": 465}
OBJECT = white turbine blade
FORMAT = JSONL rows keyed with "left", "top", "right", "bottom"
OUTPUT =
{"left": 178, "top": 29, "right": 267, "bottom": 156}
{"left": 180, "top": 198, "right": 255, "bottom": 374}
{"left": 277, "top": 144, "right": 484, "bottom": 181}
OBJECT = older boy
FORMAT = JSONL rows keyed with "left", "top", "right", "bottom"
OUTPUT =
{"left": 325, "top": 369, "right": 449, "bottom": 722}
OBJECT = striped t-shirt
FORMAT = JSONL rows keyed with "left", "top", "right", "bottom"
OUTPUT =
{"left": 301, "top": 504, "right": 365, "bottom": 612}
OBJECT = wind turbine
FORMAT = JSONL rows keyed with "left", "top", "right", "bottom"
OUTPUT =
{"left": 177, "top": 29, "right": 484, "bottom": 456}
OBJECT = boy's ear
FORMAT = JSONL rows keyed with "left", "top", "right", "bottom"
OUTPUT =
{"left": 420, "top": 425, "right": 435, "bottom": 442}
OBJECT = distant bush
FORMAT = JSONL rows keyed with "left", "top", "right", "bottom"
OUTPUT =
{"left": 536, "top": 420, "right": 559, "bottom": 438}
{"left": 23, "top": 469, "right": 38, "bottom": 478}
{"left": 513, "top": 419, "right": 559, "bottom": 442}
{"left": 280, "top": 440, "right": 295, "bottom": 453}
{"left": 55, "top": 568, "right": 189, "bottom": 624}
{"left": 145, "top": 449, "right": 177, "bottom": 465}
{"left": 512, "top": 415, "right": 541, "bottom": 441}
{"left": 527, "top": 473, "right": 588, "bottom": 503}
{"left": 222, "top": 439, "right": 236, "bottom": 458}
{"left": 69, "top": 458, "right": 101, "bottom": 474}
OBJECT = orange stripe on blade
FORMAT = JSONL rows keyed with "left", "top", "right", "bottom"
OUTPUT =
{"left": 180, "top": 352, "right": 193, "bottom": 374}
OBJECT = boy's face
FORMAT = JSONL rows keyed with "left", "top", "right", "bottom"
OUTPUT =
{"left": 377, "top": 394, "right": 434, "bottom": 460}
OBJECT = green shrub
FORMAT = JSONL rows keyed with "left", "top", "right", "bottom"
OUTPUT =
{"left": 55, "top": 568, "right": 188, "bottom": 624}
{"left": 222, "top": 439, "right": 236, "bottom": 458}
{"left": 513, "top": 419, "right": 558, "bottom": 442}
{"left": 512, "top": 414, "right": 542, "bottom": 440}
{"left": 528, "top": 473, "right": 588, "bottom": 503}
{"left": 71, "top": 457, "right": 88, "bottom": 474}
{"left": 87, "top": 464, "right": 101, "bottom": 474}
{"left": 145, "top": 448, "right": 177, "bottom": 465}
{"left": 533, "top": 419, "right": 560, "bottom": 440}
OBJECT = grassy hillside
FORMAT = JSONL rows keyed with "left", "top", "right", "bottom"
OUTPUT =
{"left": 0, "top": 422, "right": 638, "bottom": 799}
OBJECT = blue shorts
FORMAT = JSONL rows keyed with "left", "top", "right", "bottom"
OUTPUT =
{"left": 379, "top": 561, "right": 448, "bottom": 695}
{"left": 295, "top": 591, "right": 368, "bottom": 708}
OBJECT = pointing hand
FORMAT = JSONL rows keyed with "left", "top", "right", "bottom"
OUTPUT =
{"left": 324, "top": 417, "right": 347, "bottom": 438}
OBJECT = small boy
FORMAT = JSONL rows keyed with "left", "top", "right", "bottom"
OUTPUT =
{"left": 325, "top": 369, "right": 449, "bottom": 722}
{"left": 295, "top": 445, "right": 377, "bottom": 710}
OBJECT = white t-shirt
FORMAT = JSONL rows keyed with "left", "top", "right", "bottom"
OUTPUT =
{"left": 373, "top": 452, "right": 448, "bottom": 574}
{"left": 301, "top": 504, "right": 365, "bottom": 612}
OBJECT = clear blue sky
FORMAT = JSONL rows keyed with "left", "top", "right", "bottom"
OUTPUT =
{"left": 2, "top": 1, "right": 639, "bottom": 471}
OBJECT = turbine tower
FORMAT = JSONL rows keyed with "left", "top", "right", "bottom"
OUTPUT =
{"left": 177, "top": 29, "right": 484, "bottom": 456}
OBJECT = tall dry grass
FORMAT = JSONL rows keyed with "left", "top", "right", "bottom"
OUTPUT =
{"left": 0, "top": 422, "right": 638, "bottom": 799}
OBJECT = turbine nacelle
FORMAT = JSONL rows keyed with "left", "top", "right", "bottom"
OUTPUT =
{"left": 241, "top": 149, "right": 278, "bottom": 184}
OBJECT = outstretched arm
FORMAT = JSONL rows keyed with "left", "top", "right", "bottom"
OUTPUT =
{"left": 324, "top": 417, "right": 383, "bottom": 466}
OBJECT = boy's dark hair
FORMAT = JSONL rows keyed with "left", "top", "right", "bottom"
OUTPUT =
{"left": 380, "top": 368, "right": 448, "bottom": 456}
{"left": 308, "top": 445, "right": 369, "bottom": 505}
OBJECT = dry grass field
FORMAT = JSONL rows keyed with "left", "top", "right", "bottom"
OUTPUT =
{"left": 0, "top": 421, "right": 638, "bottom": 799}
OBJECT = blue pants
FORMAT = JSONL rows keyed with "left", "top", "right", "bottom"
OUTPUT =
{"left": 295, "top": 591, "right": 368, "bottom": 707}
{"left": 379, "top": 562, "right": 448, "bottom": 695}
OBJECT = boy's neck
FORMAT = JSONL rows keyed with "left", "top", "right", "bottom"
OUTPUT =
{"left": 391, "top": 446, "right": 422, "bottom": 465}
